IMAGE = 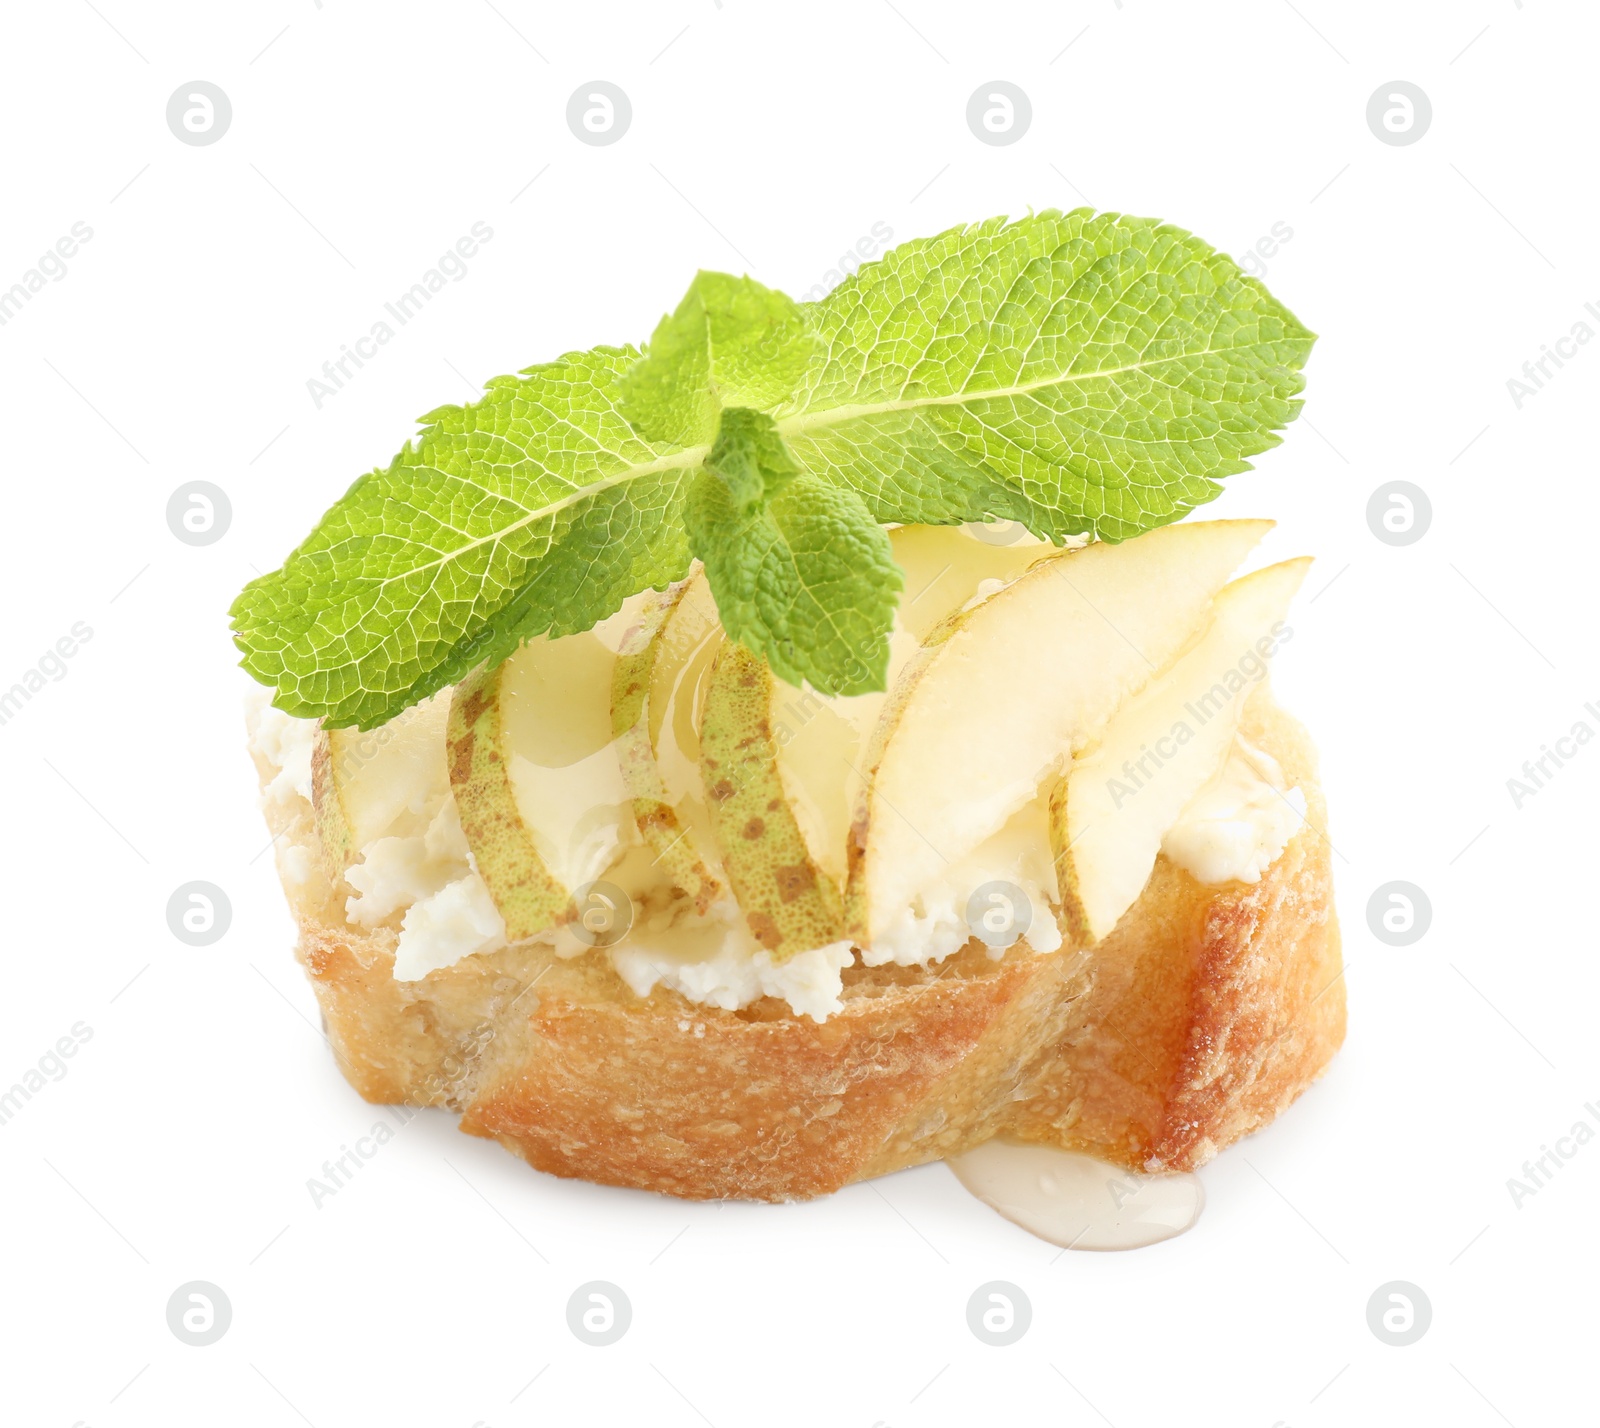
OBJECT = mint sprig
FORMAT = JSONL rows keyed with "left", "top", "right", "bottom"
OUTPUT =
{"left": 688, "top": 409, "right": 899, "bottom": 696}
{"left": 232, "top": 209, "right": 1314, "bottom": 729}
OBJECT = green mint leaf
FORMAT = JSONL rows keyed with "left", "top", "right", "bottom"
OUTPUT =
{"left": 616, "top": 270, "right": 818, "bottom": 447}
{"left": 230, "top": 345, "right": 698, "bottom": 729}
{"left": 234, "top": 209, "right": 1317, "bottom": 725}
{"left": 686, "top": 413, "right": 900, "bottom": 697}
{"left": 705, "top": 406, "right": 801, "bottom": 510}
{"left": 776, "top": 209, "right": 1314, "bottom": 541}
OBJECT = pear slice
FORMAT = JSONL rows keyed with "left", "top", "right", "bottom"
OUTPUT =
{"left": 889, "top": 524, "right": 1066, "bottom": 643}
{"left": 692, "top": 525, "right": 1067, "bottom": 932}
{"left": 844, "top": 520, "right": 1272, "bottom": 948}
{"left": 312, "top": 691, "right": 452, "bottom": 870}
{"left": 448, "top": 599, "right": 646, "bottom": 941}
{"left": 611, "top": 570, "right": 726, "bottom": 910}
{"left": 1052, "top": 556, "right": 1311, "bottom": 943}
{"left": 700, "top": 641, "right": 845, "bottom": 957}
{"left": 448, "top": 661, "right": 572, "bottom": 941}
{"left": 764, "top": 524, "right": 1067, "bottom": 891}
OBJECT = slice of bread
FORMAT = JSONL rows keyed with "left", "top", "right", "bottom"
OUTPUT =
{"left": 254, "top": 689, "right": 1342, "bottom": 1201}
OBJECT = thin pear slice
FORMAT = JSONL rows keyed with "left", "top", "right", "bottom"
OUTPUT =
{"left": 677, "top": 524, "right": 1065, "bottom": 956}
{"left": 763, "top": 524, "right": 1069, "bottom": 895}
{"left": 890, "top": 524, "right": 1065, "bottom": 643}
{"left": 845, "top": 519, "right": 1272, "bottom": 947}
{"left": 1052, "top": 556, "right": 1311, "bottom": 943}
{"left": 700, "top": 642, "right": 845, "bottom": 958}
{"left": 448, "top": 599, "right": 644, "bottom": 941}
{"left": 611, "top": 570, "right": 725, "bottom": 910}
{"left": 312, "top": 692, "right": 452, "bottom": 870}
{"left": 448, "top": 660, "right": 572, "bottom": 941}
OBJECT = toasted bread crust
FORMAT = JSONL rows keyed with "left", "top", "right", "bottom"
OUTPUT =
{"left": 256, "top": 692, "right": 1342, "bottom": 1200}
{"left": 1004, "top": 695, "right": 1345, "bottom": 1170}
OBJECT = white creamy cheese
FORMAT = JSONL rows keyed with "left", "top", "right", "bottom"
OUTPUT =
{"left": 246, "top": 689, "right": 1064, "bottom": 1017}
{"left": 244, "top": 693, "right": 509, "bottom": 981}
{"left": 862, "top": 793, "right": 1063, "bottom": 967}
{"left": 345, "top": 800, "right": 507, "bottom": 979}
{"left": 245, "top": 697, "right": 317, "bottom": 887}
{"left": 610, "top": 920, "right": 856, "bottom": 1022}
{"left": 281, "top": 843, "right": 315, "bottom": 886}
{"left": 248, "top": 698, "right": 315, "bottom": 807}
{"left": 392, "top": 873, "right": 508, "bottom": 982}
{"left": 1161, "top": 737, "right": 1306, "bottom": 885}
{"left": 601, "top": 772, "right": 1063, "bottom": 1017}
{"left": 245, "top": 686, "right": 1300, "bottom": 1017}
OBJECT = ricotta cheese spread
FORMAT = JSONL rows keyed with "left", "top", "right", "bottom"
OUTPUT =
{"left": 248, "top": 697, "right": 510, "bottom": 981}
{"left": 249, "top": 696, "right": 314, "bottom": 808}
{"left": 248, "top": 696, "right": 1303, "bottom": 1021}
{"left": 345, "top": 801, "right": 509, "bottom": 981}
{"left": 1161, "top": 736, "right": 1306, "bottom": 885}
{"left": 610, "top": 916, "right": 856, "bottom": 1022}
{"left": 862, "top": 792, "right": 1063, "bottom": 967}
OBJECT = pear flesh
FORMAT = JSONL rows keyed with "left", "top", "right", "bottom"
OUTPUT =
{"left": 1053, "top": 557, "right": 1311, "bottom": 944}
{"left": 446, "top": 599, "right": 645, "bottom": 942}
{"left": 612, "top": 575, "right": 726, "bottom": 913}
{"left": 429, "top": 521, "right": 1294, "bottom": 984}
{"left": 693, "top": 525, "right": 1065, "bottom": 958}
{"left": 699, "top": 642, "right": 846, "bottom": 957}
{"left": 312, "top": 692, "right": 451, "bottom": 871}
{"left": 845, "top": 520, "right": 1273, "bottom": 949}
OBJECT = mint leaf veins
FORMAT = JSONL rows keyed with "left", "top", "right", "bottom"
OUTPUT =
{"left": 615, "top": 270, "right": 819, "bottom": 447}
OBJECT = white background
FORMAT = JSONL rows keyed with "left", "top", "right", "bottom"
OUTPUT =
{"left": 1, "top": 1, "right": 1594, "bottom": 1424}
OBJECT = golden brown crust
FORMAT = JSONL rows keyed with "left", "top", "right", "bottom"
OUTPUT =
{"left": 1003, "top": 695, "right": 1345, "bottom": 1171}
{"left": 254, "top": 690, "right": 1342, "bottom": 1200}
